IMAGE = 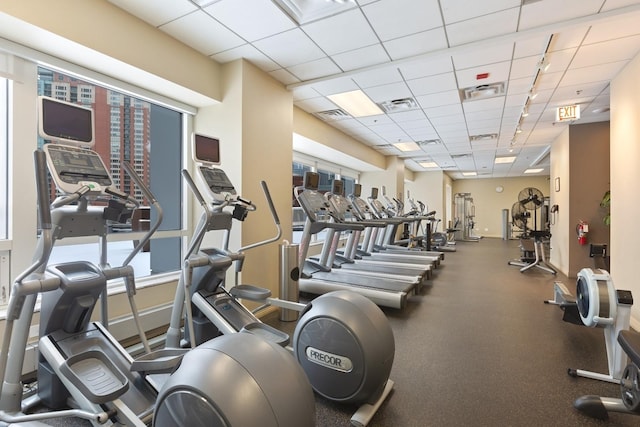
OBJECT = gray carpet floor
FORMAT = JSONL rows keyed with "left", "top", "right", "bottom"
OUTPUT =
{"left": 277, "top": 237, "right": 638, "bottom": 426}
{"left": 30, "top": 238, "right": 640, "bottom": 426}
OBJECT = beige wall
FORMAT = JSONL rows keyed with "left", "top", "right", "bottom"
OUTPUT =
{"left": 196, "top": 59, "right": 293, "bottom": 295}
{"left": 292, "top": 107, "right": 386, "bottom": 170}
{"left": 550, "top": 128, "right": 570, "bottom": 274}
{"left": 405, "top": 171, "right": 445, "bottom": 223}
{"left": 611, "top": 51, "right": 640, "bottom": 328}
{"left": 452, "top": 176, "right": 551, "bottom": 238}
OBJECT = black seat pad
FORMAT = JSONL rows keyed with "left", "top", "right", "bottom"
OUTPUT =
{"left": 618, "top": 330, "right": 640, "bottom": 366}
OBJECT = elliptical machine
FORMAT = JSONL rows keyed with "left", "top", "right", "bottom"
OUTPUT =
{"left": 0, "top": 97, "right": 315, "bottom": 427}
{"left": 165, "top": 134, "right": 395, "bottom": 426}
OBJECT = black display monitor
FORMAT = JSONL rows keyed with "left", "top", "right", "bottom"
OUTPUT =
{"left": 38, "top": 96, "right": 94, "bottom": 147}
{"left": 371, "top": 187, "right": 379, "bottom": 199}
{"left": 194, "top": 134, "right": 220, "bottom": 165}
{"left": 303, "top": 171, "right": 319, "bottom": 190}
{"left": 352, "top": 183, "right": 362, "bottom": 198}
{"left": 331, "top": 179, "right": 344, "bottom": 196}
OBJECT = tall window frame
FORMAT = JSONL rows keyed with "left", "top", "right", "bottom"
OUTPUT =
{"left": 37, "top": 66, "right": 187, "bottom": 280}
{"left": 292, "top": 152, "right": 360, "bottom": 245}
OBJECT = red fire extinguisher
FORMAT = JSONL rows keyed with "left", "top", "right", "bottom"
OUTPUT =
{"left": 576, "top": 220, "right": 589, "bottom": 245}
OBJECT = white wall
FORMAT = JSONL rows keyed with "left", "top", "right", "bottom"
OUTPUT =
{"left": 610, "top": 51, "right": 640, "bottom": 329}
{"left": 549, "top": 128, "right": 570, "bottom": 275}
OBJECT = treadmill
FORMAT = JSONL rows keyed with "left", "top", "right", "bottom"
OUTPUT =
{"left": 349, "top": 186, "right": 442, "bottom": 267}
{"left": 367, "top": 188, "right": 444, "bottom": 262}
{"left": 324, "top": 180, "right": 432, "bottom": 284}
{"left": 295, "top": 173, "right": 418, "bottom": 309}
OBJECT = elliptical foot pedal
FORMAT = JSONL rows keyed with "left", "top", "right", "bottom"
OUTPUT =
{"left": 59, "top": 350, "right": 128, "bottom": 404}
{"left": 130, "top": 348, "right": 188, "bottom": 375}
{"left": 241, "top": 322, "right": 290, "bottom": 347}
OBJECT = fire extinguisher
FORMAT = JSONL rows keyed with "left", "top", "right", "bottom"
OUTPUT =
{"left": 576, "top": 220, "right": 589, "bottom": 245}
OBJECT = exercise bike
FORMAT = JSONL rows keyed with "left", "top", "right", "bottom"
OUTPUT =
{"left": 165, "top": 135, "right": 395, "bottom": 426}
{"left": 0, "top": 97, "right": 315, "bottom": 427}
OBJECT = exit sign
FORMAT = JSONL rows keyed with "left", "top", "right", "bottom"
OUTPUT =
{"left": 556, "top": 104, "right": 581, "bottom": 122}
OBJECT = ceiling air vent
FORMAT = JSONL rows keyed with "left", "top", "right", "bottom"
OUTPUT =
{"left": 460, "top": 82, "right": 506, "bottom": 102}
{"left": 470, "top": 133, "right": 498, "bottom": 142}
{"left": 417, "top": 139, "right": 442, "bottom": 146}
{"left": 451, "top": 153, "right": 471, "bottom": 159}
{"left": 378, "top": 97, "right": 419, "bottom": 113}
{"left": 313, "top": 108, "right": 350, "bottom": 121}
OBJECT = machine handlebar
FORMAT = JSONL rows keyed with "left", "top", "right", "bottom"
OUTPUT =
{"left": 260, "top": 181, "right": 280, "bottom": 225}
{"left": 34, "top": 150, "right": 52, "bottom": 229}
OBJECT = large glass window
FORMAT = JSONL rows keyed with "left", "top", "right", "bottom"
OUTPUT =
{"left": 0, "top": 77, "right": 7, "bottom": 241}
{"left": 37, "top": 68, "right": 183, "bottom": 277}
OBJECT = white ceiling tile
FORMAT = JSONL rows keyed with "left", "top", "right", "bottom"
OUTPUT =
{"left": 398, "top": 56, "right": 454, "bottom": 80}
{"left": 211, "top": 44, "right": 280, "bottom": 71}
{"left": 109, "top": 0, "right": 197, "bottom": 27}
{"left": 439, "top": 0, "right": 520, "bottom": 24}
{"left": 545, "top": 49, "right": 578, "bottom": 74}
{"left": 510, "top": 56, "right": 540, "bottom": 80}
{"left": 456, "top": 61, "right": 511, "bottom": 88}
{"left": 519, "top": 0, "right": 603, "bottom": 30}
{"left": 362, "top": 0, "right": 443, "bottom": 42}
{"left": 292, "top": 86, "right": 322, "bottom": 101}
{"left": 269, "top": 68, "right": 300, "bottom": 85}
{"left": 446, "top": 9, "right": 519, "bottom": 47}
{"left": 294, "top": 96, "right": 336, "bottom": 112}
{"left": 364, "top": 82, "right": 413, "bottom": 103}
{"left": 113, "top": 0, "right": 637, "bottom": 178}
{"left": 302, "top": 9, "right": 378, "bottom": 55}
{"left": 287, "top": 58, "right": 342, "bottom": 81}
{"left": 310, "top": 76, "right": 360, "bottom": 96}
{"left": 452, "top": 42, "right": 514, "bottom": 70}
{"left": 430, "top": 114, "right": 465, "bottom": 126}
{"left": 415, "top": 90, "right": 461, "bottom": 108}
{"left": 253, "top": 28, "right": 326, "bottom": 67}
{"left": 463, "top": 96, "right": 505, "bottom": 113}
{"left": 505, "top": 92, "right": 529, "bottom": 107}
{"left": 584, "top": 12, "right": 640, "bottom": 44}
{"left": 383, "top": 28, "right": 448, "bottom": 61}
{"left": 548, "top": 27, "right": 590, "bottom": 52}
{"left": 159, "top": 10, "right": 245, "bottom": 55}
{"left": 351, "top": 67, "right": 404, "bottom": 89}
{"left": 601, "top": 0, "right": 640, "bottom": 11}
{"left": 332, "top": 45, "right": 391, "bottom": 72}
{"left": 423, "top": 103, "right": 463, "bottom": 118}
{"left": 389, "top": 110, "right": 428, "bottom": 123}
{"left": 571, "top": 35, "right": 640, "bottom": 69}
{"left": 204, "top": 0, "right": 295, "bottom": 42}
{"left": 535, "top": 71, "right": 563, "bottom": 91}
{"left": 356, "top": 114, "right": 394, "bottom": 126}
{"left": 406, "top": 73, "right": 457, "bottom": 96}
{"left": 514, "top": 34, "right": 556, "bottom": 58}
{"left": 562, "top": 60, "right": 630, "bottom": 86}
{"left": 465, "top": 108, "right": 504, "bottom": 122}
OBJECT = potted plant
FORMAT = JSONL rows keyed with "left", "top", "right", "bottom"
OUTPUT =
{"left": 600, "top": 190, "right": 610, "bottom": 225}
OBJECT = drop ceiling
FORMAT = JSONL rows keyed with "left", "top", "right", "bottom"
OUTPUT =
{"left": 108, "top": 0, "right": 640, "bottom": 178}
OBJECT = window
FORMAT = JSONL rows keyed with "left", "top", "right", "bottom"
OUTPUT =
{"left": 0, "top": 77, "right": 7, "bottom": 241}
{"left": 37, "top": 68, "right": 184, "bottom": 277}
{"left": 292, "top": 155, "right": 360, "bottom": 245}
